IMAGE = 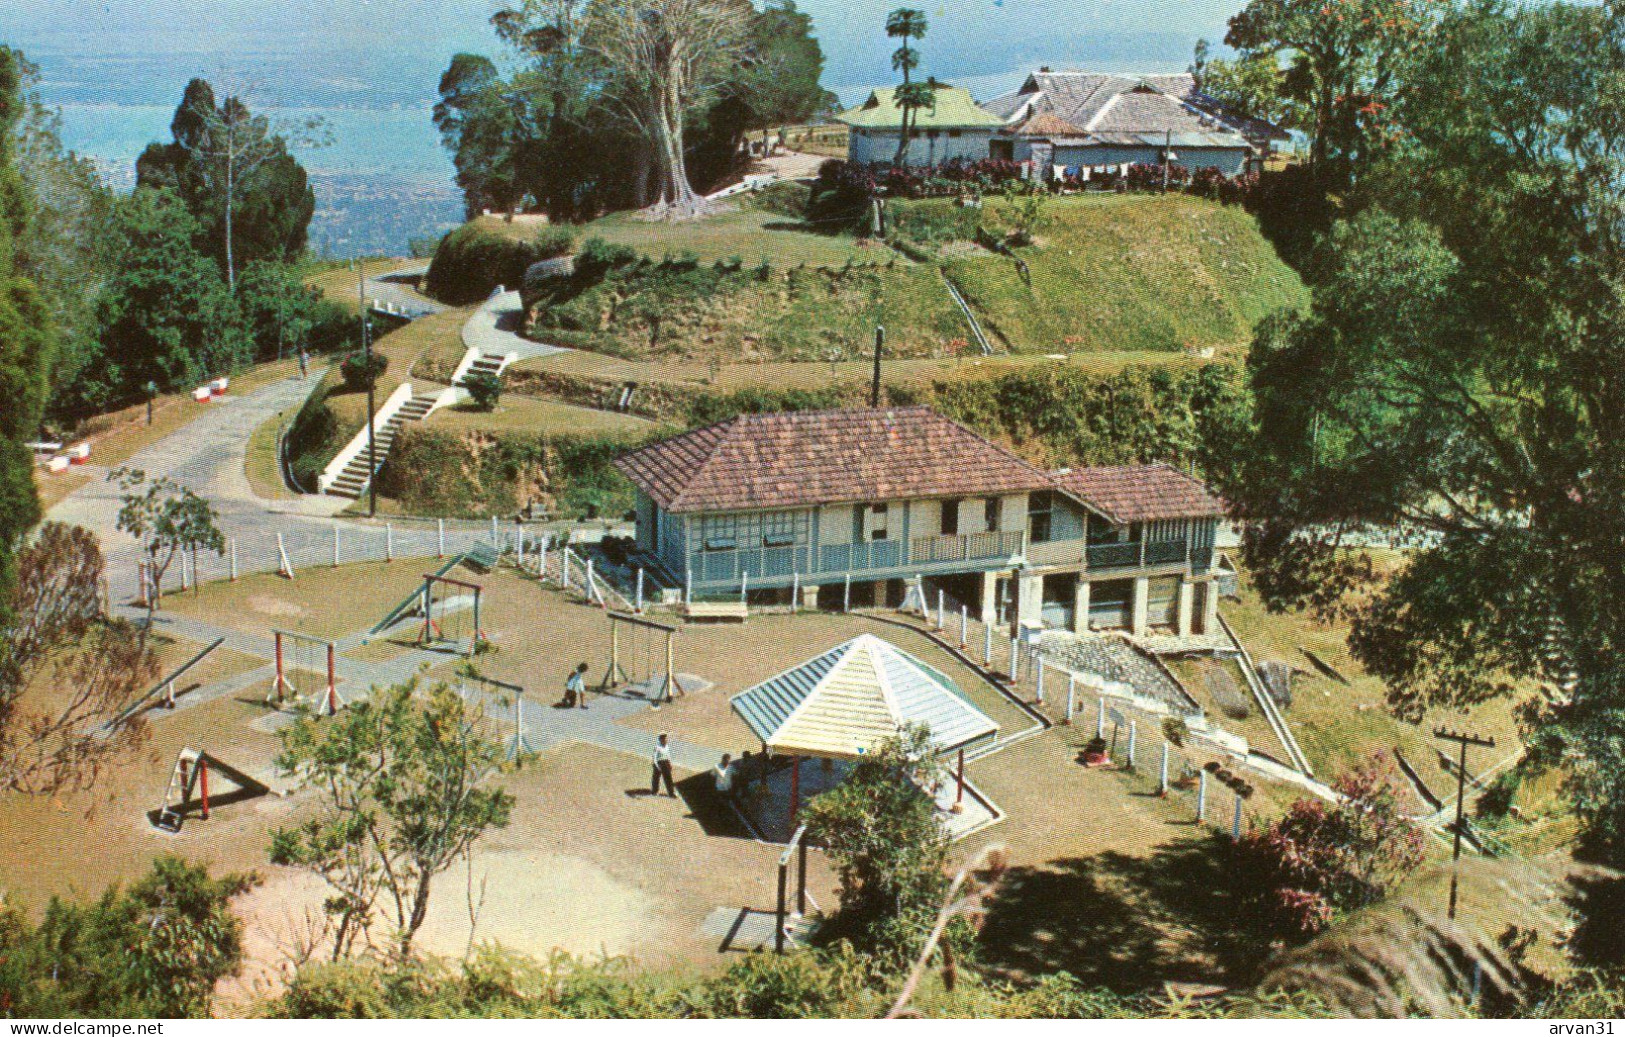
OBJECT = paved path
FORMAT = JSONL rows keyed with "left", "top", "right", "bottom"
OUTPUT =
{"left": 461, "top": 289, "right": 569, "bottom": 362}
{"left": 366, "top": 263, "right": 443, "bottom": 318}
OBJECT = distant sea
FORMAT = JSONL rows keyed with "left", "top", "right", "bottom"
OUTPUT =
{"left": 0, "top": 0, "right": 1233, "bottom": 257}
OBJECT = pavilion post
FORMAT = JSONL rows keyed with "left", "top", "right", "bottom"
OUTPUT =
{"left": 959, "top": 605, "right": 968, "bottom": 648}
{"left": 1097, "top": 697, "right": 1106, "bottom": 738}
{"left": 956, "top": 748, "right": 966, "bottom": 807}
{"left": 789, "top": 756, "right": 802, "bottom": 827}
{"left": 775, "top": 857, "right": 789, "bottom": 954}
{"left": 1035, "top": 657, "right": 1045, "bottom": 704}
{"left": 1127, "top": 720, "right": 1137, "bottom": 770}
{"left": 843, "top": 572, "right": 851, "bottom": 612}
{"left": 984, "top": 623, "right": 993, "bottom": 667}
{"left": 685, "top": 569, "right": 693, "bottom": 605}
{"left": 1007, "top": 633, "right": 1018, "bottom": 681}
{"left": 936, "top": 589, "right": 945, "bottom": 629}
{"left": 791, "top": 572, "right": 799, "bottom": 614}
{"left": 636, "top": 568, "right": 644, "bottom": 612}
{"left": 741, "top": 570, "right": 749, "bottom": 604}
{"left": 797, "top": 838, "right": 809, "bottom": 917}
{"left": 198, "top": 760, "right": 211, "bottom": 825}
{"left": 1197, "top": 769, "right": 1208, "bottom": 823}
{"left": 1232, "top": 793, "right": 1244, "bottom": 841}
{"left": 1064, "top": 674, "right": 1076, "bottom": 724}
{"left": 1159, "top": 741, "right": 1170, "bottom": 795}
{"left": 665, "top": 633, "right": 676, "bottom": 703}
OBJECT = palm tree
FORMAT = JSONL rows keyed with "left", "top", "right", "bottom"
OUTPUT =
{"left": 885, "top": 8, "right": 929, "bottom": 166}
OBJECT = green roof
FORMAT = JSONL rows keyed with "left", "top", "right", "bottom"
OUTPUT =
{"left": 836, "top": 86, "right": 1005, "bottom": 130}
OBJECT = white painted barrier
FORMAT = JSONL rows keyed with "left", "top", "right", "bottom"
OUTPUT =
{"left": 316, "top": 381, "right": 417, "bottom": 493}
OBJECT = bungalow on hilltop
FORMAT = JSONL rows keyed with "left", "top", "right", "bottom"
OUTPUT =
{"left": 835, "top": 85, "right": 1006, "bottom": 167}
{"left": 613, "top": 407, "right": 1226, "bottom": 639}
{"left": 982, "top": 69, "right": 1288, "bottom": 178}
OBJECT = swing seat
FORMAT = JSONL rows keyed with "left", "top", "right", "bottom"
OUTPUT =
{"left": 684, "top": 601, "right": 748, "bottom": 623}
{"left": 153, "top": 807, "right": 184, "bottom": 833}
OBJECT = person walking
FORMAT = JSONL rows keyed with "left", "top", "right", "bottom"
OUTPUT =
{"left": 650, "top": 733, "right": 676, "bottom": 797}
{"left": 297, "top": 346, "right": 309, "bottom": 379}
{"left": 565, "top": 662, "right": 589, "bottom": 710}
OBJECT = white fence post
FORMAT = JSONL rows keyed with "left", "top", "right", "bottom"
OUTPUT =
{"left": 1065, "top": 673, "right": 1076, "bottom": 724}
{"left": 1232, "top": 794, "right": 1244, "bottom": 840}
{"left": 1035, "top": 657, "right": 1045, "bottom": 704}
{"left": 791, "top": 572, "right": 799, "bottom": 614}
{"left": 333, "top": 523, "right": 340, "bottom": 567}
{"left": 936, "top": 589, "right": 945, "bottom": 629}
{"left": 1127, "top": 720, "right": 1137, "bottom": 769}
{"left": 959, "top": 605, "right": 968, "bottom": 648}
{"left": 685, "top": 570, "right": 693, "bottom": 605}
{"left": 386, "top": 523, "right": 394, "bottom": 562}
{"left": 740, "top": 570, "right": 749, "bottom": 604}
{"left": 1197, "top": 770, "right": 1208, "bottom": 823}
{"left": 843, "top": 573, "right": 851, "bottom": 612}
{"left": 1007, "top": 633, "right": 1018, "bottom": 681}
{"left": 229, "top": 538, "right": 238, "bottom": 582}
{"left": 636, "top": 568, "right": 645, "bottom": 612}
{"left": 277, "top": 533, "right": 293, "bottom": 579}
{"left": 1159, "top": 742, "right": 1170, "bottom": 796}
{"left": 984, "top": 623, "right": 993, "bottom": 667}
{"left": 1096, "top": 697, "right": 1106, "bottom": 739}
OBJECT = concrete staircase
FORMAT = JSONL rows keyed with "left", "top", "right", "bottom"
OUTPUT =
{"left": 325, "top": 391, "right": 436, "bottom": 500}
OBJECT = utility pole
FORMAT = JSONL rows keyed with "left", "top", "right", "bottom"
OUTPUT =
{"left": 870, "top": 326, "right": 885, "bottom": 408}
{"left": 1435, "top": 726, "right": 1495, "bottom": 920}
{"left": 359, "top": 258, "right": 377, "bottom": 517}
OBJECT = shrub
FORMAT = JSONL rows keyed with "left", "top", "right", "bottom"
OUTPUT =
{"left": 889, "top": 200, "right": 981, "bottom": 245}
{"left": 425, "top": 223, "right": 576, "bottom": 305}
{"left": 1234, "top": 756, "right": 1427, "bottom": 938}
{"left": 807, "top": 160, "right": 877, "bottom": 233}
{"left": 463, "top": 370, "right": 502, "bottom": 412}
{"left": 575, "top": 237, "right": 638, "bottom": 280}
{"left": 339, "top": 350, "right": 388, "bottom": 392}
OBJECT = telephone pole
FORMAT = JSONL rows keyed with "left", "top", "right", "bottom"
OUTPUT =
{"left": 359, "top": 258, "right": 377, "bottom": 517}
{"left": 1434, "top": 726, "right": 1496, "bottom": 920}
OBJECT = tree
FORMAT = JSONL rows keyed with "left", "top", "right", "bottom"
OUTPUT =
{"left": 270, "top": 680, "right": 515, "bottom": 959}
{"left": 84, "top": 188, "right": 248, "bottom": 408}
{"left": 136, "top": 79, "right": 322, "bottom": 292}
{"left": 885, "top": 8, "right": 929, "bottom": 167}
{"left": 4, "top": 48, "right": 118, "bottom": 414}
{"left": 463, "top": 370, "right": 503, "bottom": 412}
{"left": 582, "top": 0, "right": 756, "bottom": 219}
{"left": 802, "top": 726, "right": 966, "bottom": 972}
{"left": 1206, "top": 0, "right": 1443, "bottom": 176}
{"left": 113, "top": 469, "right": 226, "bottom": 619}
{"left": 0, "top": 857, "right": 256, "bottom": 1018}
{"left": 0, "top": 523, "right": 156, "bottom": 795}
{"left": 1235, "top": 757, "right": 1426, "bottom": 937}
{"left": 0, "top": 45, "right": 53, "bottom": 623}
{"left": 434, "top": 53, "right": 531, "bottom": 218}
{"left": 1222, "top": 0, "right": 1625, "bottom": 867}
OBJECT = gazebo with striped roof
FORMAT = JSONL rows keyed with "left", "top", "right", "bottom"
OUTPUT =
{"left": 730, "top": 634, "right": 1000, "bottom": 822}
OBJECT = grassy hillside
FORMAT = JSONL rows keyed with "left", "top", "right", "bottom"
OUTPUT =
{"left": 904, "top": 194, "right": 1307, "bottom": 356}
{"left": 529, "top": 257, "right": 967, "bottom": 364}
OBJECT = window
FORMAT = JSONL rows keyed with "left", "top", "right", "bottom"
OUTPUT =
{"left": 1028, "top": 491, "right": 1054, "bottom": 544}
{"left": 984, "top": 496, "right": 1002, "bottom": 532}
{"left": 762, "top": 511, "right": 797, "bottom": 548}
{"left": 948, "top": 129, "right": 962, "bottom": 138}
{"left": 869, "top": 503, "right": 890, "bottom": 541}
{"left": 701, "top": 515, "right": 738, "bottom": 551}
{"left": 940, "top": 498, "right": 960, "bottom": 536}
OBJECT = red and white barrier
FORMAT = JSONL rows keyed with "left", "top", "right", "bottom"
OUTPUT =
{"left": 64, "top": 443, "right": 90, "bottom": 465}
{"left": 193, "top": 385, "right": 212, "bottom": 402}
{"left": 45, "top": 455, "right": 70, "bottom": 474}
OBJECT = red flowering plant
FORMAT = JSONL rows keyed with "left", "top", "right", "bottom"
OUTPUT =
{"left": 1234, "top": 754, "right": 1427, "bottom": 938}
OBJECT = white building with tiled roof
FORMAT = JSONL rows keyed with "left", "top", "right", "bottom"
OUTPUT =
{"left": 614, "top": 407, "right": 1227, "bottom": 638}
{"left": 983, "top": 69, "right": 1287, "bottom": 176}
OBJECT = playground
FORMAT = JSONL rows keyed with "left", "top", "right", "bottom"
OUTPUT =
{"left": 0, "top": 549, "right": 1343, "bottom": 987}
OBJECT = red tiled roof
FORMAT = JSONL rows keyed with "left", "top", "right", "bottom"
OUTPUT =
{"left": 613, "top": 407, "right": 1054, "bottom": 514}
{"left": 1053, "top": 463, "right": 1226, "bottom": 524}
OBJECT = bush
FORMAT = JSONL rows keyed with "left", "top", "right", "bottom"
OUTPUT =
{"left": 463, "top": 370, "right": 502, "bottom": 412}
{"left": 807, "top": 160, "right": 876, "bottom": 234}
{"left": 574, "top": 237, "right": 638, "bottom": 280}
{"left": 339, "top": 350, "right": 389, "bottom": 392}
{"left": 1234, "top": 756, "right": 1427, "bottom": 938}
{"left": 747, "top": 180, "right": 810, "bottom": 220}
{"left": 889, "top": 200, "right": 981, "bottom": 245}
{"left": 426, "top": 223, "right": 577, "bottom": 305}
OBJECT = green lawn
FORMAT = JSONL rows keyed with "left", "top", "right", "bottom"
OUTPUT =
{"left": 922, "top": 194, "right": 1308, "bottom": 355}
{"left": 575, "top": 207, "right": 878, "bottom": 268}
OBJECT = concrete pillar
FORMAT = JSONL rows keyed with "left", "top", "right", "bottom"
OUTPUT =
{"left": 1131, "top": 576, "right": 1150, "bottom": 638}
{"left": 801, "top": 582, "right": 820, "bottom": 610}
{"left": 1017, "top": 573, "right": 1043, "bottom": 629}
{"left": 1201, "top": 579, "right": 1219, "bottom": 636}
{"left": 979, "top": 570, "right": 1000, "bottom": 625}
{"left": 1176, "top": 578, "right": 1195, "bottom": 639}
{"left": 1073, "top": 576, "right": 1092, "bottom": 635}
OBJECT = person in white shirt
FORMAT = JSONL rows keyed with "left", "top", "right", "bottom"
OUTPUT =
{"left": 650, "top": 733, "right": 676, "bottom": 797}
{"left": 713, "top": 753, "right": 734, "bottom": 796}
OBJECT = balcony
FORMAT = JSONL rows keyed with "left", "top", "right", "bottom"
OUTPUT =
{"left": 1086, "top": 542, "right": 1142, "bottom": 570}
{"left": 688, "top": 530, "right": 1024, "bottom": 589}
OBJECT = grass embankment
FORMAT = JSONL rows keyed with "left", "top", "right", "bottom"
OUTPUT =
{"left": 1219, "top": 568, "right": 1569, "bottom": 851}
{"left": 897, "top": 194, "right": 1308, "bottom": 355}
{"left": 530, "top": 257, "right": 964, "bottom": 364}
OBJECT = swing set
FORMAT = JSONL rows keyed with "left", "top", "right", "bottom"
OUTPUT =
{"left": 419, "top": 572, "right": 485, "bottom": 656}
{"left": 603, "top": 611, "right": 679, "bottom": 704}
{"left": 272, "top": 629, "right": 340, "bottom": 715}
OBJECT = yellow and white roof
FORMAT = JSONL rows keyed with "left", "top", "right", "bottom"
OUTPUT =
{"left": 730, "top": 634, "right": 999, "bottom": 760}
